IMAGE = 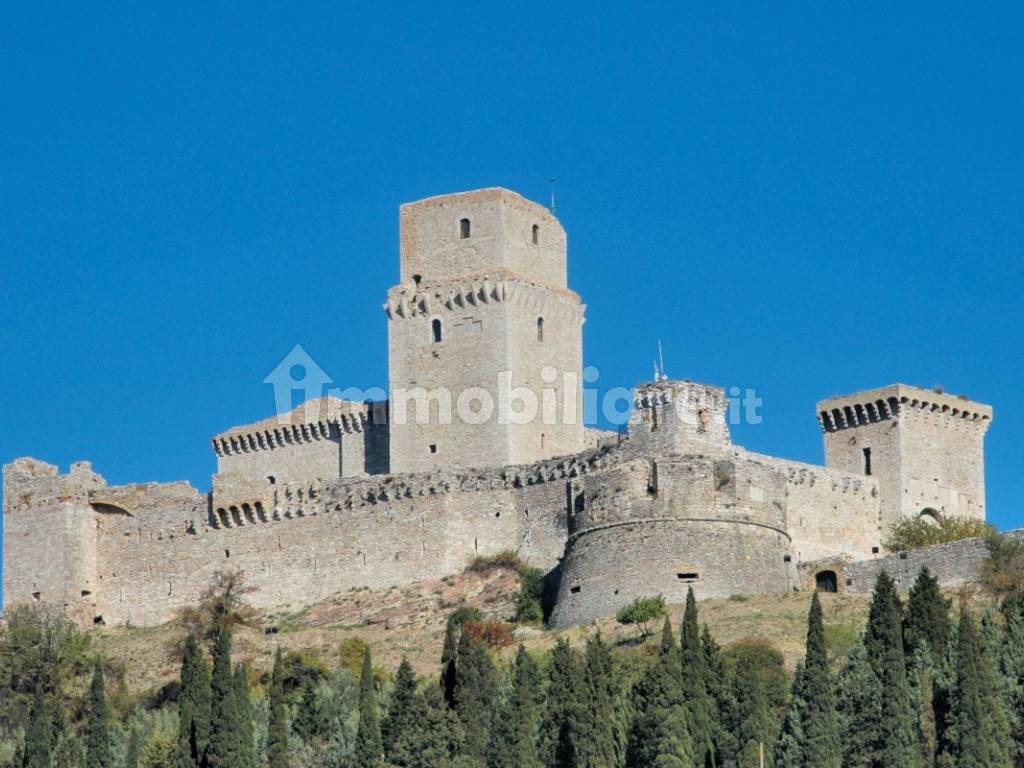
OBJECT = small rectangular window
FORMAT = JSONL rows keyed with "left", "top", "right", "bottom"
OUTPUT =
{"left": 862, "top": 447, "right": 872, "bottom": 476}
{"left": 570, "top": 585, "right": 581, "bottom": 594}
{"left": 429, "top": 444, "right": 437, "bottom": 454}
{"left": 676, "top": 572, "right": 700, "bottom": 582}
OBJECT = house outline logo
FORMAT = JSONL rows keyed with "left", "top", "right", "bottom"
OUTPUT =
{"left": 263, "top": 344, "right": 333, "bottom": 418}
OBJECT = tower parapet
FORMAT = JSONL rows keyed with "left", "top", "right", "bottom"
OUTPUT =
{"left": 628, "top": 379, "right": 731, "bottom": 457}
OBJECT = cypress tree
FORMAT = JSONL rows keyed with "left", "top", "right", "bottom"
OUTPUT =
{"left": 539, "top": 638, "right": 581, "bottom": 768}
{"left": 834, "top": 640, "right": 882, "bottom": 768}
{"left": 384, "top": 658, "right": 420, "bottom": 767}
{"left": 354, "top": 648, "right": 384, "bottom": 768}
{"left": 627, "top": 618, "right": 695, "bottom": 768}
{"left": 733, "top": 655, "right": 775, "bottom": 768}
{"left": 84, "top": 659, "right": 111, "bottom": 768}
{"left": 233, "top": 664, "right": 257, "bottom": 768}
{"left": 679, "top": 589, "right": 714, "bottom": 767}
{"left": 267, "top": 647, "right": 289, "bottom": 768}
{"left": 946, "top": 610, "right": 1013, "bottom": 768}
{"left": 702, "top": 626, "right": 737, "bottom": 767}
{"left": 576, "top": 633, "right": 624, "bottom": 768}
{"left": 22, "top": 686, "right": 55, "bottom": 768}
{"left": 801, "top": 593, "right": 841, "bottom": 768}
{"left": 453, "top": 631, "right": 498, "bottom": 762}
{"left": 441, "top": 620, "right": 459, "bottom": 709}
{"left": 908, "top": 644, "right": 938, "bottom": 768}
{"left": 489, "top": 645, "right": 541, "bottom": 768}
{"left": 1001, "top": 601, "right": 1024, "bottom": 765}
{"left": 773, "top": 664, "right": 806, "bottom": 768}
{"left": 293, "top": 680, "right": 322, "bottom": 743}
{"left": 52, "top": 732, "right": 85, "bottom": 768}
{"left": 178, "top": 633, "right": 211, "bottom": 768}
{"left": 904, "top": 568, "right": 952, "bottom": 665}
{"left": 206, "top": 630, "right": 242, "bottom": 768}
{"left": 417, "top": 684, "right": 461, "bottom": 768}
{"left": 124, "top": 727, "right": 141, "bottom": 768}
{"left": 865, "top": 572, "right": 922, "bottom": 768}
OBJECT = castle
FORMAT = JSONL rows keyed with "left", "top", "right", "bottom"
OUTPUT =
{"left": 2, "top": 188, "right": 994, "bottom": 629}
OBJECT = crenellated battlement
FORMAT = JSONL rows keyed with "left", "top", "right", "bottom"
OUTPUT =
{"left": 384, "top": 277, "right": 584, "bottom": 326}
{"left": 818, "top": 384, "right": 991, "bottom": 433}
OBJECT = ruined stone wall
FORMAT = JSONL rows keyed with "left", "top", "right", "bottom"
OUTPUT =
{"left": 3, "top": 459, "right": 106, "bottom": 625}
{"left": 838, "top": 530, "right": 1024, "bottom": 593}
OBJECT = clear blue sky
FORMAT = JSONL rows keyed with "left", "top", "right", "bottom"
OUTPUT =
{"left": 2, "top": 3, "right": 1021, "bottom": 547}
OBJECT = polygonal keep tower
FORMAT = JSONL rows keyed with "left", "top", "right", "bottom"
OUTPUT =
{"left": 385, "top": 188, "right": 585, "bottom": 474}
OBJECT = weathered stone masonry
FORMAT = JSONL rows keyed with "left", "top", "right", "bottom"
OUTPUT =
{"left": 1, "top": 187, "right": 995, "bottom": 628}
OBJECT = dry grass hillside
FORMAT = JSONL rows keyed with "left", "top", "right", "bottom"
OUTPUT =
{"left": 93, "top": 564, "right": 990, "bottom": 697}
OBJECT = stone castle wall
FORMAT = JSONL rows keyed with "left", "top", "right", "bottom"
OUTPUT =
{"left": 748, "top": 451, "right": 882, "bottom": 564}
{"left": 834, "top": 529, "right": 1024, "bottom": 594}
{"left": 4, "top": 449, "right": 628, "bottom": 627}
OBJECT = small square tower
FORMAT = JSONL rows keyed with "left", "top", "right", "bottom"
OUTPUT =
{"left": 818, "top": 384, "right": 992, "bottom": 531}
{"left": 628, "top": 380, "right": 732, "bottom": 456}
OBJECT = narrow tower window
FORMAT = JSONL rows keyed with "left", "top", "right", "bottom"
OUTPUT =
{"left": 460, "top": 218, "right": 471, "bottom": 239}
{"left": 532, "top": 224, "right": 539, "bottom": 244}
{"left": 862, "top": 447, "right": 872, "bottom": 475}
{"left": 537, "top": 317, "right": 544, "bottom": 342}
{"left": 432, "top": 318, "right": 442, "bottom": 343}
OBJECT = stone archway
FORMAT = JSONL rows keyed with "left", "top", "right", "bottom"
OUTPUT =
{"left": 919, "top": 508, "right": 941, "bottom": 525}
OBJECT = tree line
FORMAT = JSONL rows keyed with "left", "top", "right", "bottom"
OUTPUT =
{"left": 5, "top": 563, "right": 1024, "bottom": 767}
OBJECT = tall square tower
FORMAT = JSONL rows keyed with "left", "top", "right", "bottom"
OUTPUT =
{"left": 817, "top": 384, "right": 992, "bottom": 532}
{"left": 386, "top": 188, "right": 585, "bottom": 474}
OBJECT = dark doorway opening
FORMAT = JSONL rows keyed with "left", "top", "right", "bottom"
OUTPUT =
{"left": 816, "top": 570, "right": 838, "bottom": 593}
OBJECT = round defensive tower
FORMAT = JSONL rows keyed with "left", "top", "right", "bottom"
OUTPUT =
{"left": 548, "top": 381, "right": 795, "bottom": 628}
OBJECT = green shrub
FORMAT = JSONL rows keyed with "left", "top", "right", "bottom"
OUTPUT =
{"left": 466, "top": 550, "right": 527, "bottom": 574}
{"left": 982, "top": 533, "right": 1024, "bottom": 607}
{"left": 337, "top": 638, "right": 371, "bottom": 679}
{"left": 446, "top": 606, "right": 485, "bottom": 630}
{"left": 615, "top": 595, "right": 666, "bottom": 639}
{"left": 884, "top": 515, "right": 994, "bottom": 552}
{"left": 514, "top": 566, "right": 545, "bottom": 623}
